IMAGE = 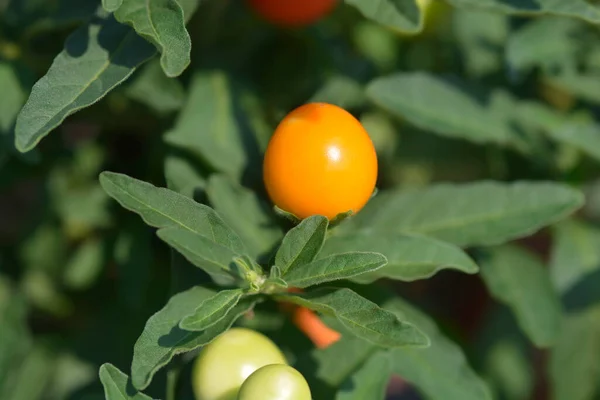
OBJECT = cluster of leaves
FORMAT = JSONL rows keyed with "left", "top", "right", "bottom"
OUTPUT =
{"left": 2, "top": 0, "right": 600, "bottom": 400}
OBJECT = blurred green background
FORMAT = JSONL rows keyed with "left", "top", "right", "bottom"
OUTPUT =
{"left": 2, "top": 0, "right": 600, "bottom": 399}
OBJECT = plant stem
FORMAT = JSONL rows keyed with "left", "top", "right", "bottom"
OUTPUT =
{"left": 166, "top": 363, "right": 181, "bottom": 400}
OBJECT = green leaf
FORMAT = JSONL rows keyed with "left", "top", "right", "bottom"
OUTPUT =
{"left": 545, "top": 118, "right": 600, "bottom": 164}
{"left": 550, "top": 306, "right": 600, "bottom": 400}
{"left": 453, "top": 9, "right": 508, "bottom": 77}
{"left": 114, "top": 222, "right": 153, "bottom": 310}
{"left": 345, "top": 0, "right": 423, "bottom": 34}
{"left": 14, "top": 15, "right": 156, "bottom": 152}
{"left": 295, "top": 337, "right": 377, "bottom": 399}
{"left": 0, "top": 344, "right": 55, "bottom": 400}
{"left": 342, "top": 181, "right": 584, "bottom": 247}
{"left": 275, "top": 215, "right": 328, "bottom": 275}
{"left": 100, "top": 172, "right": 247, "bottom": 284}
{"left": 131, "top": 286, "right": 255, "bottom": 390}
{"left": 0, "top": 62, "right": 26, "bottom": 135}
{"left": 163, "top": 152, "right": 206, "bottom": 199}
{"left": 102, "top": 0, "right": 123, "bottom": 12}
{"left": 445, "top": 0, "right": 600, "bottom": 24}
{"left": 179, "top": 289, "right": 244, "bottom": 331}
{"left": 99, "top": 172, "right": 246, "bottom": 254}
{"left": 126, "top": 60, "right": 186, "bottom": 114}
{"left": 383, "top": 297, "right": 492, "bottom": 400}
{"left": 335, "top": 351, "right": 392, "bottom": 400}
{"left": 366, "top": 73, "right": 516, "bottom": 147}
{"left": 207, "top": 175, "right": 283, "bottom": 260}
{"left": 99, "top": 363, "right": 155, "bottom": 400}
{"left": 309, "top": 75, "right": 366, "bottom": 109}
{"left": 114, "top": 0, "right": 191, "bottom": 77}
{"left": 282, "top": 252, "right": 387, "bottom": 289}
{"left": 506, "top": 18, "right": 582, "bottom": 73}
{"left": 156, "top": 226, "right": 243, "bottom": 283}
{"left": 550, "top": 219, "right": 600, "bottom": 294}
{"left": 63, "top": 238, "right": 105, "bottom": 290}
{"left": 177, "top": 0, "right": 201, "bottom": 21}
{"left": 548, "top": 73, "right": 600, "bottom": 106}
{"left": 0, "top": 280, "right": 32, "bottom": 395}
{"left": 484, "top": 340, "right": 534, "bottom": 400}
{"left": 263, "top": 277, "right": 288, "bottom": 292}
{"left": 320, "top": 232, "right": 478, "bottom": 283}
{"left": 275, "top": 288, "right": 429, "bottom": 348}
{"left": 480, "top": 245, "right": 562, "bottom": 347}
{"left": 165, "top": 72, "right": 262, "bottom": 181}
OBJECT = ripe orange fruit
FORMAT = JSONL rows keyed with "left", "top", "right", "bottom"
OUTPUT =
{"left": 293, "top": 306, "right": 341, "bottom": 349}
{"left": 263, "top": 103, "right": 378, "bottom": 220}
{"left": 247, "top": 0, "right": 338, "bottom": 27}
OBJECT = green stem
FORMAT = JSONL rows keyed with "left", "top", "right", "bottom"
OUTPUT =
{"left": 166, "top": 363, "right": 181, "bottom": 400}
{"left": 166, "top": 250, "right": 180, "bottom": 400}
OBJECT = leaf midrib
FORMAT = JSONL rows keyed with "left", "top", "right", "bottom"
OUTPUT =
{"left": 365, "top": 190, "right": 580, "bottom": 240}
{"left": 182, "top": 291, "right": 241, "bottom": 329}
{"left": 105, "top": 176, "right": 210, "bottom": 238}
{"left": 287, "top": 257, "right": 385, "bottom": 287}
{"left": 22, "top": 29, "right": 145, "bottom": 150}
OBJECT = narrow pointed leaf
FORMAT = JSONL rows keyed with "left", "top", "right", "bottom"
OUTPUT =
{"left": 163, "top": 152, "right": 206, "bottom": 199}
{"left": 320, "top": 232, "right": 478, "bottom": 283}
{"left": 345, "top": 0, "right": 424, "bottom": 34}
{"left": 114, "top": 0, "right": 191, "bottom": 77}
{"left": 366, "top": 73, "right": 515, "bottom": 146}
{"left": 99, "top": 364, "right": 155, "bottom": 400}
{"left": 275, "top": 215, "right": 328, "bottom": 275}
{"left": 99, "top": 172, "right": 246, "bottom": 255}
{"left": 480, "top": 245, "right": 562, "bottom": 347}
{"left": 506, "top": 18, "right": 582, "bottom": 73}
{"left": 295, "top": 337, "right": 377, "bottom": 399}
{"left": 207, "top": 175, "right": 283, "bottom": 260}
{"left": 335, "top": 351, "right": 392, "bottom": 400}
{"left": 126, "top": 60, "right": 186, "bottom": 114}
{"left": 178, "top": 0, "right": 201, "bottom": 21}
{"left": 275, "top": 288, "right": 429, "bottom": 348}
{"left": 165, "top": 72, "right": 263, "bottom": 180}
{"left": 102, "top": 0, "right": 123, "bottom": 12}
{"left": 550, "top": 306, "right": 600, "bottom": 400}
{"left": 15, "top": 16, "right": 155, "bottom": 152}
{"left": 446, "top": 0, "right": 600, "bottom": 25}
{"left": 384, "top": 298, "right": 493, "bottom": 400}
{"left": 342, "top": 181, "right": 584, "bottom": 247}
{"left": 131, "top": 286, "right": 255, "bottom": 390}
{"left": 156, "top": 227, "right": 241, "bottom": 283}
{"left": 0, "top": 62, "right": 26, "bottom": 135}
{"left": 550, "top": 219, "right": 600, "bottom": 294}
{"left": 283, "top": 252, "right": 387, "bottom": 289}
{"left": 179, "top": 289, "right": 243, "bottom": 331}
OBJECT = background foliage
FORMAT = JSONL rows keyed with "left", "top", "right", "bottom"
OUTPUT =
{"left": 1, "top": 0, "right": 600, "bottom": 399}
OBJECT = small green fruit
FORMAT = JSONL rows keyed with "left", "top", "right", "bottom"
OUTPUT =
{"left": 237, "top": 364, "right": 312, "bottom": 400}
{"left": 192, "top": 328, "right": 288, "bottom": 400}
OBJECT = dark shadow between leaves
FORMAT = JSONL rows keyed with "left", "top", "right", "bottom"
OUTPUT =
{"left": 229, "top": 77, "right": 266, "bottom": 191}
{"left": 158, "top": 323, "right": 200, "bottom": 348}
{"left": 95, "top": 15, "right": 155, "bottom": 67}
{"left": 495, "top": 0, "right": 541, "bottom": 11}
{"left": 562, "top": 268, "right": 600, "bottom": 312}
{"left": 64, "top": 16, "right": 92, "bottom": 57}
{"left": 390, "top": 0, "right": 421, "bottom": 27}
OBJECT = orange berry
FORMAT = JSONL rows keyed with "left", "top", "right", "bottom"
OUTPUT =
{"left": 263, "top": 103, "right": 378, "bottom": 220}
{"left": 247, "top": 0, "right": 338, "bottom": 27}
